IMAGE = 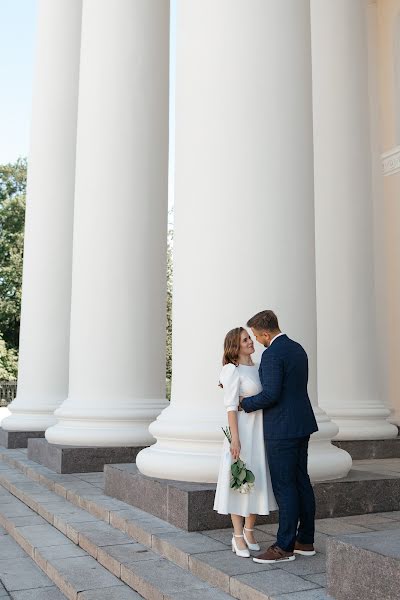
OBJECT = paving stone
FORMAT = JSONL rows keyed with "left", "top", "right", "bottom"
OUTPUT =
{"left": 123, "top": 516, "right": 181, "bottom": 546}
{"left": 313, "top": 533, "right": 331, "bottom": 554}
{"left": 121, "top": 558, "right": 210, "bottom": 600}
{"left": 7, "top": 514, "right": 47, "bottom": 527}
{"left": 377, "top": 510, "right": 400, "bottom": 520}
{"left": 190, "top": 548, "right": 277, "bottom": 592}
{"left": 0, "top": 557, "right": 54, "bottom": 591}
{"left": 14, "top": 524, "right": 74, "bottom": 550}
{"left": 76, "top": 520, "right": 133, "bottom": 558}
{"left": 276, "top": 554, "right": 326, "bottom": 576}
{"left": 0, "top": 535, "right": 27, "bottom": 559}
{"left": 35, "top": 543, "right": 87, "bottom": 572}
{"left": 0, "top": 526, "right": 7, "bottom": 535}
{"left": 335, "top": 513, "right": 398, "bottom": 526}
{"left": 46, "top": 556, "right": 124, "bottom": 599}
{"left": 97, "top": 543, "right": 159, "bottom": 577}
{"left": 152, "top": 531, "right": 227, "bottom": 569}
{"left": 230, "top": 570, "right": 319, "bottom": 600}
{"left": 171, "top": 590, "right": 234, "bottom": 600}
{"left": 362, "top": 520, "right": 400, "bottom": 531}
{"left": 303, "top": 572, "right": 327, "bottom": 587}
{"left": 314, "top": 519, "right": 372, "bottom": 536}
{"left": 77, "top": 587, "right": 141, "bottom": 600}
{"left": 270, "top": 589, "right": 332, "bottom": 600}
{"left": 0, "top": 502, "right": 33, "bottom": 518}
{"left": 11, "top": 587, "right": 67, "bottom": 600}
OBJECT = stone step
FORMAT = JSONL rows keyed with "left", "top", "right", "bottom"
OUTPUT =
{"left": 332, "top": 435, "right": 400, "bottom": 460}
{"left": 0, "top": 483, "right": 143, "bottom": 599}
{"left": 103, "top": 460, "right": 400, "bottom": 531}
{"left": 0, "top": 457, "right": 235, "bottom": 600}
{"left": 326, "top": 529, "right": 400, "bottom": 600}
{"left": 0, "top": 522, "right": 67, "bottom": 599}
{"left": 0, "top": 447, "right": 333, "bottom": 600}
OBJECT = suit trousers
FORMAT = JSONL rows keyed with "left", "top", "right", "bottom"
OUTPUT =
{"left": 265, "top": 436, "right": 315, "bottom": 552}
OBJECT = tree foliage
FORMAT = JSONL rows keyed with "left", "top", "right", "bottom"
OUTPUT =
{"left": 0, "top": 159, "right": 26, "bottom": 377}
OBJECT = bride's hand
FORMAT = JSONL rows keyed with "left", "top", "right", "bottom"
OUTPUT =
{"left": 230, "top": 437, "right": 241, "bottom": 461}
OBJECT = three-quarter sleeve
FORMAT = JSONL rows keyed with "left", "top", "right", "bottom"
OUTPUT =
{"left": 219, "top": 363, "right": 240, "bottom": 412}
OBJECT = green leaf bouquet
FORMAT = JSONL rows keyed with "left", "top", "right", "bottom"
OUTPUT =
{"left": 222, "top": 426, "right": 255, "bottom": 494}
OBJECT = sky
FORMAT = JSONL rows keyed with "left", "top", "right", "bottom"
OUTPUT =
{"left": 0, "top": 0, "right": 176, "bottom": 212}
{"left": 0, "top": 0, "right": 37, "bottom": 164}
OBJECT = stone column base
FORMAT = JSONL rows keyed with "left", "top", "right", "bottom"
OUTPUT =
{"left": 104, "top": 462, "right": 400, "bottom": 532}
{"left": 333, "top": 435, "right": 400, "bottom": 460}
{"left": 0, "top": 428, "right": 45, "bottom": 449}
{"left": 27, "top": 438, "right": 147, "bottom": 473}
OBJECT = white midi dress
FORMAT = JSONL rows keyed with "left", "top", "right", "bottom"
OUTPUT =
{"left": 213, "top": 363, "right": 278, "bottom": 517}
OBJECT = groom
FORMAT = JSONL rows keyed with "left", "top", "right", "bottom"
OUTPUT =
{"left": 240, "top": 310, "right": 318, "bottom": 564}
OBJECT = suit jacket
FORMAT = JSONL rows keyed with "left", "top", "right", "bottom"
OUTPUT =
{"left": 241, "top": 334, "right": 318, "bottom": 439}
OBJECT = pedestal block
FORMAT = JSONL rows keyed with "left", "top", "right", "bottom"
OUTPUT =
{"left": 28, "top": 438, "right": 147, "bottom": 474}
{"left": 0, "top": 429, "right": 45, "bottom": 450}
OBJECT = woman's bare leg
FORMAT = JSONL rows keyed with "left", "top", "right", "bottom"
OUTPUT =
{"left": 244, "top": 514, "right": 257, "bottom": 544}
{"left": 231, "top": 514, "right": 247, "bottom": 549}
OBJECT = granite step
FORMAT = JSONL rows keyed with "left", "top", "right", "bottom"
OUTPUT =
{"left": 0, "top": 522, "right": 67, "bottom": 599}
{"left": 326, "top": 528, "right": 400, "bottom": 600}
{"left": 0, "top": 447, "right": 333, "bottom": 600}
{"left": 0, "top": 486, "right": 141, "bottom": 600}
{"left": 0, "top": 459, "right": 234, "bottom": 600}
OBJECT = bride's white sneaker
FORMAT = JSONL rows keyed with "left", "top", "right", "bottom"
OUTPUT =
{"left": 243, "top": 527, "right": 260, "bottom": 551}
{"left": 232, "top": 534, "right": 250, "bottom": 558}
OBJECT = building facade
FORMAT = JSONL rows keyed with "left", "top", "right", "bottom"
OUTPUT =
{"left": 2, "top": 0, "right": 400, "bottom": 484}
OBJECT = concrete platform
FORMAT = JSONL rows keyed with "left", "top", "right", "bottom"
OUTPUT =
{"left": 27, "top": 438, "right": 146, "bottom": 473}
{"left": 327, "top": 529, "right": 400, "bottom": 600}
{"left": 0, "top": 428, "right": 45, "bottom": 449}
{"left": 333, "top": 435, "right": 400, "bottom": 460}
{"left": 104, "top": 461, "right": 400, "bottom": 531}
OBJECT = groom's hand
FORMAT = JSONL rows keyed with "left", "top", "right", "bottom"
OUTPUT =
{"left": 238, "top": 396, "right": 244, "bottom": 411}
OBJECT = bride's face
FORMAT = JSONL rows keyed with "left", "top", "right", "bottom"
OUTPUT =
{"left": 239, "top": 330, "right": 255, "bottom": 356}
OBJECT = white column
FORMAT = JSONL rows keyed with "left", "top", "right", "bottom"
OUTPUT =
{"left": 2, "top": 0, "right": 82, "bottom": 432}
{"left": 45, "top": 0, "right": 169, "bottom": 447}
{"left": 137, "top": 0, "right": 352, "bottom": 483}
{"left": 311, "top": 0, "right": 398, "bottom": 440}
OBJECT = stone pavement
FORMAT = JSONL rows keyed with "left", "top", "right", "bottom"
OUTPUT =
{"left": 0, "top": 448, "right": 399, "bottom": 600}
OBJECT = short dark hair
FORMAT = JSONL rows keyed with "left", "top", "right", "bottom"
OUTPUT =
{"left": 247, "top": 310, "right": 279, "bottom": 332}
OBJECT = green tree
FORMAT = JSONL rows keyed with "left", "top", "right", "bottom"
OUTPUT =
{"left": 0, "top": 159, "right": 27, "bottom": 353}
{"left": 0, "top": 335, "right": 18, "bottom": 380}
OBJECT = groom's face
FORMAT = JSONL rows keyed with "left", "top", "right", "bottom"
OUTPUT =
{"left": 251, "top": 328, "right": 271, "bottom": 348}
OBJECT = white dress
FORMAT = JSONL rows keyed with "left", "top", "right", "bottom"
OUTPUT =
{"left": 213, "top": 363, "right": 278, "bottom": 517}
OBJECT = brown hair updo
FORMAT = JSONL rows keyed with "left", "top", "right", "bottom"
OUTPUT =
{"left": 222, "top": 327, "right": 245, "bottom": 366}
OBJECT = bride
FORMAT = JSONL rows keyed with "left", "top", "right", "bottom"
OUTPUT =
{"left": 213, "top": 327, "right": 277, "bottom": 558}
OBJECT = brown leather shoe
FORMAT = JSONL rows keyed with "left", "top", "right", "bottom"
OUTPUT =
{"left": 253, "top": 544, "right": 295, "bottom": 564}
{"left": 294, "top": 541, "right": 316, "bottom": 556}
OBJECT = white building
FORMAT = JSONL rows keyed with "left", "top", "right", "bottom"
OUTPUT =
{"left": 2, "top": 0, "right": 400, "bottom": 484}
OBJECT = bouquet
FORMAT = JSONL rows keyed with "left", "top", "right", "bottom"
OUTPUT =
{"left": 222, "top": 426, "right": 255, "bottom": 494}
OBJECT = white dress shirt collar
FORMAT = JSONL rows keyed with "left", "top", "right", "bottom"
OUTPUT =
{"left": 269, "top": 332, "right": 285, "bottom": 346}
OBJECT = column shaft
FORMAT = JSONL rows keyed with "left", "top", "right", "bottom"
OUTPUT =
{"left": 137, "top": 0, "right": 352, "bottom": 482}
{"left": 311, "top": 0, "right": 398, "bottom": 439}
{"left": 2, "top": 0, "right": 82, "bottom": 432}
{"left": 45, "top": 0, "right": 170, "bottom": 447}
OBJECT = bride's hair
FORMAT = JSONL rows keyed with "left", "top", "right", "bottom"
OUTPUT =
{"left": 222, "top": 327, "right": 244, "bottom": 366}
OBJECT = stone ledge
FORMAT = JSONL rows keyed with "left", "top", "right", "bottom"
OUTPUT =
{"left": 28, "top": 438, "right": 146, "bottom": 473}
{"left": 104, "top": 463, "right": 400, "bottom": 531}
{"left": 326, "top": 529, "right": 400, "bottom": 600}
{"left": 333, "top": 436, "right": 400, "bottom": 460}
{"left": 0, "top": 428, "right": 45, "bottom": 449}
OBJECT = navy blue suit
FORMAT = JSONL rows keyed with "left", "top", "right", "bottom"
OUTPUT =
{"left": 241, "top": 334, "right": 318, "bottom": 551}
